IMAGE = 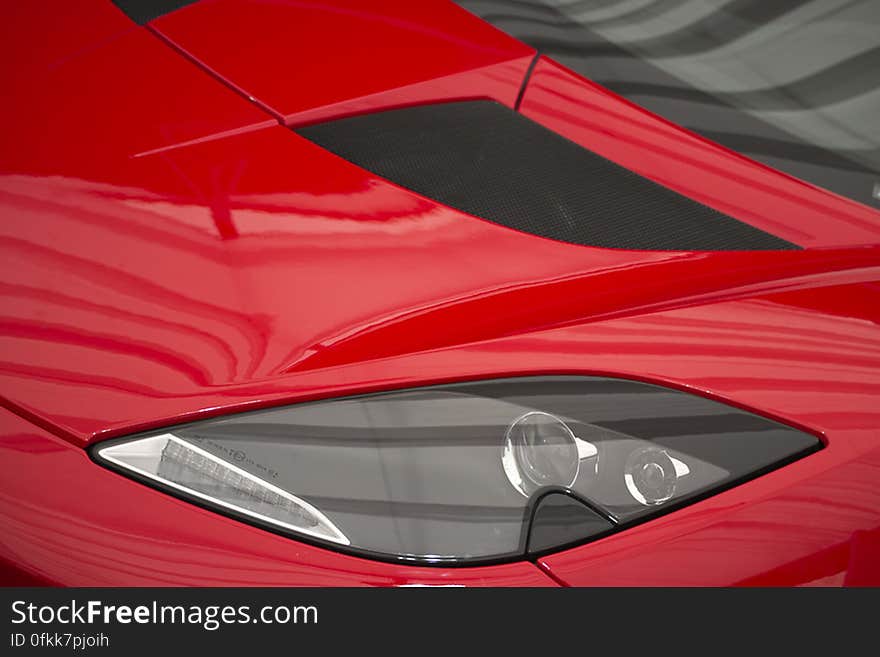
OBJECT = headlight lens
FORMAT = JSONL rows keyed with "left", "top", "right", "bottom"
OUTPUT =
{"left": 94, "top": 377, "right": 820, "bottom": 563}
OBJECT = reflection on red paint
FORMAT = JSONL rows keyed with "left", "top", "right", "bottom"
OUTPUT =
{"left": 1, "top": 0, "right": 879, "bottom": 586}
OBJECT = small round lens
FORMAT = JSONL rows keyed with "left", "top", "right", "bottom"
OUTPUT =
{"left": 624, "top": 447, "right": 677, "bottom": 506}
{"left": 503, "top": 412, "right": 579, "bottom": 496}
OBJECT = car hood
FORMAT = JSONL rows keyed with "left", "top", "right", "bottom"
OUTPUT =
{"left": 2, "top": 0, "right": 879, "bottom": 446}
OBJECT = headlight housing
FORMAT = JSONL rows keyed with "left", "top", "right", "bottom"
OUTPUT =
{"left": 93, "top": 377, "right": 821, "bottom": 564}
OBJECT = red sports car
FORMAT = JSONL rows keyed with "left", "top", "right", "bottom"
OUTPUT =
{"left": 1, "top": 0, "right": 878, "bottom": 586}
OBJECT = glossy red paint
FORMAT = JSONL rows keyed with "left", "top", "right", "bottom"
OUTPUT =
{"left": 150, "top": 0, "right": 536, "bottom": 124}
{"left": 1, "top": 1, "right": 879, "bottom": 586}
{"left": 4, "top": 110, "right": 879, "bottom": 440}
{"left": 0, "top": 1, "right": 272, "bottom": 178}
{"left": 519, "top": 57, "right": 880, "bottom": 248}
{"left": 5, "top": 1, "right": 135, "bottom": 71}
{"left": 4, "top": 273, "right": 880, "bottom": 585}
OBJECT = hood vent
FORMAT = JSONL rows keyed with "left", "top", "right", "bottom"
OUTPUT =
{"left": 296, "top": 101, "right": 798, "bottom": 251}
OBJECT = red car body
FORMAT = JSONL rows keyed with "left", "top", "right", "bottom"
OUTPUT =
{"left": 1, "top": 0, "right": 879, "bottom": 586}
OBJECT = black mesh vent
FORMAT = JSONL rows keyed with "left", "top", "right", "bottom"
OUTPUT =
{"left": 296, "top": 101, "right": 798, "bottom": 251}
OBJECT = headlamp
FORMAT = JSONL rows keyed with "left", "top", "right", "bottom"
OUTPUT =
{"left": 94, "top": 377, "right": 820, "bottom": 563}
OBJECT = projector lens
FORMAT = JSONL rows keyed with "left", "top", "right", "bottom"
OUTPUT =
{"left": 624, "top": 446, "right": 678, "bottom": 506}
{"left": 503, "top": 412, "right": 580, "bottom": 496}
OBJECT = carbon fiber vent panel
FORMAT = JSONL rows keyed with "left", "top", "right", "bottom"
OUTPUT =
{"left": 296, "top": 101, "right": 798, "bottom": 251}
